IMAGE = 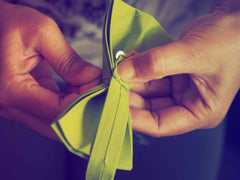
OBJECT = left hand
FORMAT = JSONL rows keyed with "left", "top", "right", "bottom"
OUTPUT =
{"left": 0, "top": 1, "right": 101, "bottom": 141}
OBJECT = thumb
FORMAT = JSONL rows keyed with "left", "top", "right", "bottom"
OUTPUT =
{"left": 36, "top": 20, "right": 101, "bottom": 85}
{"left": 118, "top": 41, "right": 204, "bottom": 83}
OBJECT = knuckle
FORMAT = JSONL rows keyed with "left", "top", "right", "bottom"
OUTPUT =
{"left": 139, "top": 50, "right": 164, "bottom": 79}
{"left": 193, "top": 109, "right": 212, "bottom": 128}
{"left": 179, "top": 39, "right": 203, "bottom": 63}
{"left": 56, "top": 52, "right": 79, "bottom": 75}
{"left": 151, "top": 111, "right": 163, "bottom": 137}
{"left": 204, "top": 110, "right": 226, "bottom": 129}
{"left": 192, "top": 107, "right": 224, "bottom": 129}
{"left": 0, "top": 76, "right": 17, "bottom": 104}
{"left": 39, "top": 15, "right": 57, "bottom": 29}
{"left": 193, "top": 116, "right": 210, "bottom": 128}
{"left": 36, "top": 16, "right": 59, "bottom": 37}
{"left": 215, "top": 13, "right": 238, "bottom": 27}
{"left": 148, "top": 52, "right": 161, "bottom": 77}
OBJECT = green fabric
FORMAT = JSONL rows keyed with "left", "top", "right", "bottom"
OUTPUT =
{"left": 51, "top": 0, "right": 172, "bottom": 179}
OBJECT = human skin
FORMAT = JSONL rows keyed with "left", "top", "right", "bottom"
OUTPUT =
{"left": 0, "top": 1, "right": 101, "bottom": 140}
{"left": 118, "top": 0, "right": 240, "bottom": 137}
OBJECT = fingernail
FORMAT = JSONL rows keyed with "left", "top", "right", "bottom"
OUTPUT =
{"left": 118, "top": 60, "right": 135, "bottom": 82}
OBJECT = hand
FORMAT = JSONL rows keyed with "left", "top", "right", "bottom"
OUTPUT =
{"left": 0, "top": 1, "right": 101, "bottom": 140}
{"left": 118, "top": 4, "right": 240, "bottom": 137}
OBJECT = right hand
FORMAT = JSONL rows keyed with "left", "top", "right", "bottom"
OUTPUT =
{"left": 0, "top": 1, "right": 102, "bottom": 140}
{"left": 118, "top": 7, "right": 240, "bottom": 137}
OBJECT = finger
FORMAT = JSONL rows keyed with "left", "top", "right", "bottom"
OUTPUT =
{"left": 131, "top": 77, "right": 171, "bottom": 98}
{"left": 118, "top": 41, "right": 206, "bottom": 83}
{"left": 128, "top": 91, "right": 176, "bottom": 110}
{"left": 35, "top": 19, "right": 101, "bottom": 85}
{"left": 130, "top": 106, "right": 201, "bottom": 137}
{"left": 6, "top": 76, "right": 79, "bottom": 122}
{"left": 66, "top": 78, "right": 101, "bottom": 94}
{"left": 78, "top": 78, "right": 102, "bottom": 94}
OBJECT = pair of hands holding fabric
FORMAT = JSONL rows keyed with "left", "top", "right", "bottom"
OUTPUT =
{"left": 0, "top": 1, "right": 239, "bottom": 140}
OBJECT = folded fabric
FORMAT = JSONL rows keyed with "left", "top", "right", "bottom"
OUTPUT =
{"left": 51, "top": 0, "right": 172, "bottom": 179}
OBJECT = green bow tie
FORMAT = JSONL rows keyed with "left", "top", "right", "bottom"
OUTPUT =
{"left": 51, "top": 0, "right": 172, "bottom": 179}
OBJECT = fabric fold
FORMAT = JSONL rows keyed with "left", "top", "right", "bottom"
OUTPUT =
{"left": 51, "top": 0, "right": 172, "bottom": 179}
{"left": 86, "top": 68, "right": 132, "bottom": 179}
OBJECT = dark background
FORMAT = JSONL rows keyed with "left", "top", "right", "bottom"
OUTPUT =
{"left": 218, "top": 90, "right": 240, "bottom": 180}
